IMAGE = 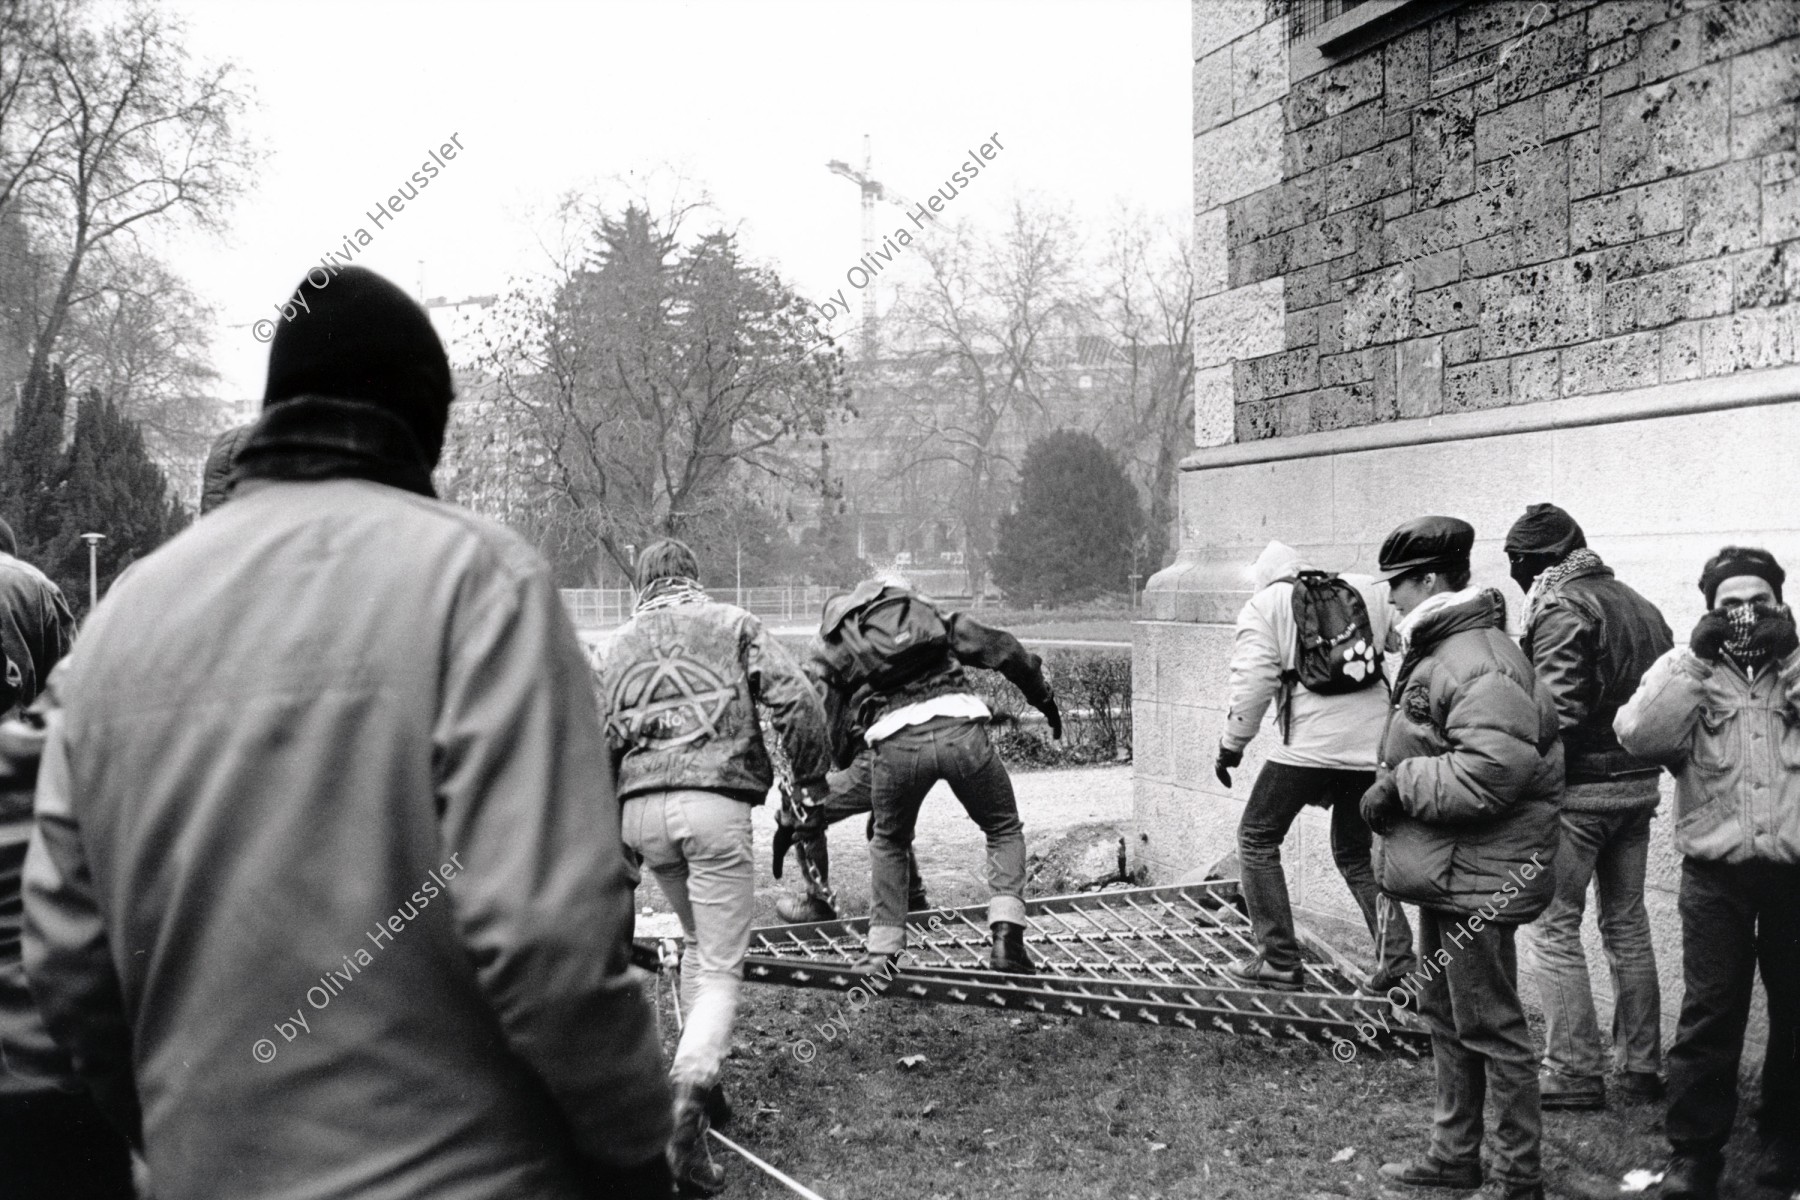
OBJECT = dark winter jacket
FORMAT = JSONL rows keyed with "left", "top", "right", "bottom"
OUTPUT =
{"left": 808, "top": 582, "right": 1056, "bottom": 769}
{"left": 0, "top": 552, "right": 74, "bottom": 714}
{"left": 22, "top": 475, "right": 670, "bottom": 1200}
{"left": 0, "top": 551, "right": 74, "bottom": 1099}
{"left": 1520, "top": 561, "right": 1672, "bottom": 794}
{"left": 599, "top": 590, "right": 831, "bottom": 803}
{"left": 1374, "top": 588, "right": 1564, "bottom": 922}
{"left": 199, "top": 422, "right": 255, "bottom": 514}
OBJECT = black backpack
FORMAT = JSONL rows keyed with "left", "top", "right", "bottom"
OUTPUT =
{"left": 1283, "top": 570, "right": 1384, "bottom": 695}
{"left": 827, "top": 585, "right": 953, "bottom": 694}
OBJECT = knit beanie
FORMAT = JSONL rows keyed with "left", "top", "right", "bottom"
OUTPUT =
{"left": 1699, "top": 545, "right": 1786, "bottom": 608}
{"left": 262, "top": 266, "right": 454, "bottom": 466}
{"left": 1503, "top": 503, "right": 1586, "bottom": 559}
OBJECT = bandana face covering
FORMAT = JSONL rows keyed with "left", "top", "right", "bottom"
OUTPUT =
{"left": 1724, "top": 603, "right": 1760, "bottom": 665}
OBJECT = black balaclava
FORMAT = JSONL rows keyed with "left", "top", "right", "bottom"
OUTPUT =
{"left": 262, "top": 266, "right": 454, "bottom": 467}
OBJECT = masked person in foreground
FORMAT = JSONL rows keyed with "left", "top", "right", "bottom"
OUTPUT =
{"left": 22, "top": 267, "right": 672, "bottom": 1200}
{"left": 1361, "top": 516, "right": 1562, "bottom": 1200}
{"left": 598, "top": 537, "right": 831, "bottom": 1197}
{"left": 1615, "top": 547, "right": 1800, "bottom": 1200}
{"left": 807, "top": 579, "right": 1061, "bottom": 975}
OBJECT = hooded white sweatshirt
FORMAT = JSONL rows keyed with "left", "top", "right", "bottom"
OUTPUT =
{"left": 1221, "top": 541, "right": 1394, "bottom": 769}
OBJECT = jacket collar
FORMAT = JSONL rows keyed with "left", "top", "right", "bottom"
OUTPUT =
{"left": 232, "top": 395, "right": 436, "bottom": 499}
{"left": 1398, "top": 586, "right": 1506, "bottom": 655}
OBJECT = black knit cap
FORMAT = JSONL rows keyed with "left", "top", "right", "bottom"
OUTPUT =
{"left": 1699, "top": 545, "right": 1785, "bottom": 608}
{"left": 1376, "top": 515, "right": 1475, "bottom": 583}
{"left": 263, "top": 266, "right": 454, "bottom": 465}
{"left": 1503, "top": 502, "right": 1586, "bottom": 559}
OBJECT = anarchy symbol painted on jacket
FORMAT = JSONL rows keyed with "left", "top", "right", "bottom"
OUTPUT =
{"left": 606, "top": 643, "right": 737, "bottom": 750}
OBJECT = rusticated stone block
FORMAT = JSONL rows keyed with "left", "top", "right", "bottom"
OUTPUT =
{"left": 1569, "top": 126, "right": 1603, "bottom": 198}
{"left": 1685, "top": 160, "right": 1764, "bottom": 256}
{"left": 1397, "top": 334, "right": 1444, "bottom": 417}
{"left": 1659, "top": 320, "right": 1704, "bottom": 381}
{"left": 1320, "top": 348, "right": 1374, "bottom": 386}
{"left": 1322, "top": 52, "right": 1384, "bottom": 117}
{"left": 1630, "top": 259, "right": 1734, "bottom": 328}
{"left": 1194, "top": 49, "right": 1233, "bottom": 135}
{"left": 1193, "top": 0, "right": 1264, "bottom": 62}
{"left": 1544, "top": 75, "right": 1602, "bottom": 138}
{"left": 1478, "top": 258, "right": 1603, "bottom": 354}
{"left": 1477, "top": 94, "right": 1546, "bottom": 162}
{"left": 1732, "top": 37, "right": 1800, "bottom": 114}
{"left": 1325, "top": 140, "right": 1412, "bottom": 214}
{"left": 1372, "top": 342, "right": 1400, "bottom": 420}
{"left": 1342, "top": 266, "right": 1412, "bottom": 349}
{"left": 1560, "top": 331, "right": 1659, "bottom": 395}
{"left": 1732, "top": 242, "right": 1798, "bottom": 308}
{"left": 1413, "top": 94, "right": 1479, "bottom": 208}
{"left": 1509, "top": 347, "right": 1558, "bottom": 404}
{"left": 1570, "top": 177, "right": 1685, "bottom": 250}
{"left": 1232, "top": 20, "right": 1287, "bottom": 118}
{"left": 1493, "top": 12, "right": 1588, "bottom": 107}
{"left": 1310, "top": 383, "right": 1375, "bottom": 431}
{"left": 1234, "top": 398, "right": 1278, "bottom": 442}
{"left": 1603, "top": 65, "right": 1731, "bottom": 188}
{"left": 1767, "top": 176, "right": 1800, "bottom": 242}
{"left": 1730, "top": 103, "right": 1798, "bottom": 162}
{"left": 1443, "top": 358, "right": 1512, "bottom": 411}
{"left": 1385, "top": 25, "right": 1432, "bottom": 112}
{"left": 1412, "top": 280, "right": 1477, "bottom": 336}
{"left": 1696, "top": 5, "right": 1800, "bottom": 65}
{"left": 1239, "top": 347, "right": 1320, "bottom": 399}
{"left": 1584, "top": 1, "right": 1663, "bottom": 50}
{"left": 1699, "top": 304, "right": 1796, "bottom": 374}
{"left": 1340, "top": 99, "right": 1387, "bottom": 156}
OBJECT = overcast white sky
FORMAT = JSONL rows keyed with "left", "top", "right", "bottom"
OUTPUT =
{"left": 159, "top": 0, "right": 1193, "bottom": 402}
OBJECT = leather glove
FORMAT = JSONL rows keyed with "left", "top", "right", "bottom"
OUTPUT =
{"left": 1214, "top": 743, "right": 1243, "bottom": 788}
{"left": 1748, "top": 604, "right": 1800, "bottom": 662}
{"left": 1690, "top": 609, "right": 1733, "bottom": 663}
{"left": 772, "top": 820, "right": 794, "bottom": 879}
{"left": 1359, "top": 767, "right": 1402, "bottom": 834}
{"left": 1041, "top": 697, "right": 1063, "bottom": 741}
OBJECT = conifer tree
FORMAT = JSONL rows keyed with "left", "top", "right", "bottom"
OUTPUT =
{"left": 0, "top": 361, "right": 69, "bottom": 559}
{"left": 991, "top": 430, "right": 1144, "bottom": 607}
{"left": 49, "top": 389, "right": 187, "bottom": 609}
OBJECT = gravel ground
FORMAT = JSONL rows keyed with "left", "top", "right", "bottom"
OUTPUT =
{"left": 633, "top": 764, "right": 1132, "bottom": 930}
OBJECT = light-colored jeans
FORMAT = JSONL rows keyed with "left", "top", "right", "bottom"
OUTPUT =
{"left": 1532, "top": 804, "right": 1662, "bottom": 1080}
{"left": 622, "top": 789, "right": 754, "bottom": 1088}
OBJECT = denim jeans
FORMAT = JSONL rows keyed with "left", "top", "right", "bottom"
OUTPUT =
{"left": 1532, "top": 806, "right": 1662, "bottom": 1080}
{"left": 791, "top": 750, "right": 925, "bottom": 905}
{"left": 866, "top": 715, "right": 1025, "bottom": 953}
{"left": 621, "top": 789, "right": 754, "bottom": 1088}
{"left": 1414, "top": 909, "right": 1543, "bottom": 1187}
{"left": 1665, "top": 858, "right": 1800, "bottom": 1157}
{"left": 1237, "top": 761, "right": 1415, "bottom": 975}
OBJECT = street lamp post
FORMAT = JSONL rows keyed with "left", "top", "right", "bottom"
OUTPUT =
{"left": 80, "top": 533, "right": 105, "bottom": 609}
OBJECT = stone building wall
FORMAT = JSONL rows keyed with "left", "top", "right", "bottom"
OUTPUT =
{"left": 1140, "top": 0, "right": 1800, "bottom": 1047}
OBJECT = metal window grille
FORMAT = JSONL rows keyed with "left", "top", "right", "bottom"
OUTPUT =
{"left": 1284, "top": 0, "right": 1374, "bottom": 43}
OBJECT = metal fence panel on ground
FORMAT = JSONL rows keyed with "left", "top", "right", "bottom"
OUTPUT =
{"left": 560, "top": 586, "right": 847, "bottom": 629}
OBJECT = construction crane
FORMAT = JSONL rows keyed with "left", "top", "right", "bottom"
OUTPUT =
{"left": 826, "top": 134, "right": 916, "bottom": 361}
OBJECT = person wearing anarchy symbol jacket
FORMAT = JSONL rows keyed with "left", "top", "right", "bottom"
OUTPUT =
{"left": 802, "top": 579, "right": 1060, "bottom": 975}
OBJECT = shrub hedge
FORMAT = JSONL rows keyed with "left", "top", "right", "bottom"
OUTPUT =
{"left": 968, "top": 647, "right": 1131, "bottom": 770}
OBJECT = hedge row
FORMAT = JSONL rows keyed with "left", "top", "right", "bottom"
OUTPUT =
{"left": 967, "top": 647, "right": 1132, "bottom": 770}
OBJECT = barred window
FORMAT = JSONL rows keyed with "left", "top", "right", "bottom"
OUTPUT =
{"left": 1284, "top": 0, "right": 1374, "bottom": 44}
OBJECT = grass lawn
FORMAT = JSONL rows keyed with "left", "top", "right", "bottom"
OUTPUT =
{"left": 677, "top": 980, "right": 1778, "bottom": 1200}
{"left": 651, "top": 870, "right": 1782, "bottom": 1200}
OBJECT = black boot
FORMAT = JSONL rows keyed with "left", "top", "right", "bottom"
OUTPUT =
{"left": 668, "top": 1081, "right": 725, "bottom": 1197}
{"left": 1656, "top": 1153, "right": 1721, "bottom": 1200}
{"left": 705, "top": 1081, "right": 732, "bottom": 1132}
{"left": 990, "top": 921, "right": 1035, "bottom": 974}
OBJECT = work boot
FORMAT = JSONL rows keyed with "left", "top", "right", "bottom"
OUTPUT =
{"left": 1224, "top": 954, "right": 1303, "bottom": 991}
{"left": 705, "top": 1081, "right": 732, "bottom": 1132}
{"left": 1377, "top": 1156, "right": 1483, "bottom": 1189}
{"left": 906, "top": 888, "right": 931, "bottom": 912}
{"left": 668, "top": 1081, "right": 725, "bottom": 1197}
{"left": 1654, "top": 1153, "right": 1721, "bottom": 1200}
{"left": 1754, "top": 1138, "right": 1800, "bottom": 1191}
{"left": 1539, "top": 1070, "right": 1606, "bottom": 1111}
{"left": 989, "top": 921, "right": 1036, "bottom": 974}
{"left": 775, "top": 894, "right": 836, "bottom": 924}
{"left": 1361, "top": 960, "right": 1417, "bottom": 998}
{"left": 1614, "top": 1070, "right": 1664, "bottom": 1105}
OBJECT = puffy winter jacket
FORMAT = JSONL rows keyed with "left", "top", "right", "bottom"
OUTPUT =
{"left": 1614, "top": 646, "right": 1800, "bottom": 865}
{"left": 1519, "top": 560, "right": 1672, "bottom": 789}
{"left": 22, "top": 477, "right": 670, "bottom": 1200}
{"left": 199, "top": 422, "right": 255, "bottom": 514}
{"left": 599, "top": 589, "right": 831, "bottom": 803}
{"left": 808, "top": 583, "right": 1055, "bottom": 769}
{"left": 1374, "top": 588, "right": 1564, "bottom": 922}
